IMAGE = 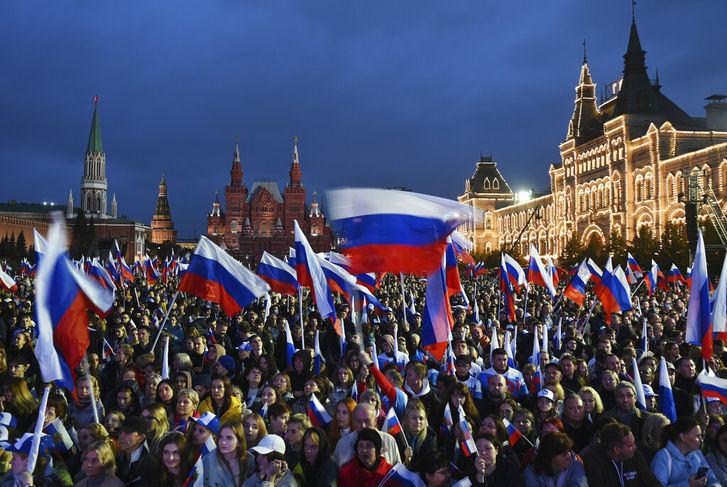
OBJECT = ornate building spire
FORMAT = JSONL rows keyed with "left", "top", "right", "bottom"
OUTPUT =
{"left": 111, "top": 193, "right": 117, "bottom": 218}
{"left": 566, "top": 43, "right": 601, "bottom": 143}
{"left": 310, "top": 191, "right": 321, "bottom": 217}
{"left": 230, "top": 136, "right": 243, "bottom": 188}
{"left": 151, "top": 173, "right": 177, "bottom": 243}
{"left": 289, "top": 135, "right": 302, "bottom": 188}
{"left": 613, "top": 6, "right": 658, "bottom": 116}
{"left": 66, "top": 189, "right": 74, "bottom": 218}
{"left": 80, "top": 96, "right": 109, "bottom": 217}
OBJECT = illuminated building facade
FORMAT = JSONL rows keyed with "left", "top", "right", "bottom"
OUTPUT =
{"left": 459, "top": 17, "right": 727, "bottom": 257}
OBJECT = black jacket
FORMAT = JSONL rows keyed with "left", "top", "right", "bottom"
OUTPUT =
{"left": 582, "top": 441, "right": 661, "bottom": 487}
{"left": 117, "top": 445, "right": 158, "bottom": 487}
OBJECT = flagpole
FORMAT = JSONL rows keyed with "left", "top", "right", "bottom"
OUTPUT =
{"left": 81, "top": 356, "right": 100, "bottom": 424}
{"left": 26, "top": 384, "right": 51, "bottom": 474}
{"left": 631, "top": 277, "right": 646, "bottom": 297}
{"left": 150, "top": 290, "right": 180, "bottom": 354}
{"left": 399, "top": 273, "right": 408, "bottom": 329}
{"left": 298, "top": 287, "right": 305, "bottom": 350}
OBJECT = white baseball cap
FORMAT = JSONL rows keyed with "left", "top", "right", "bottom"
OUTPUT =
{"left": 250, "top": 434, "right": 286, "bottom": 455}
{"left": 537, "top": 389, "right": 555, "bottom": 402}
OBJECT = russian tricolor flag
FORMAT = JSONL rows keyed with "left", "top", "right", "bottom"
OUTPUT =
{"left": 294, "top": 220, "right": 336, "bottom": 322}
{"left": 563, "top": 259, "right": 591, "bottom": 306}
{"left": 257, "top": 251, "right": 299, "bottom": 296}
{"left": 503, "top": 253, "right": 528, "bottom": 293}
{"left": 587, "top": 258, "right": 603, "bottom": 284}
{"left": 686, "top": 230, "right": 712, "bottom": 359}
{"left": 627, "top": 252, "right": 643, "bottom": 284}
{"left": 33, "top": 228, "right": 47, "bottom": 268}
{"left": 547, "top": 256, "right": 560, "bottom": 287}
{"left": 379, "top": 463, "right": 426, "bottom": 487}
{"left": 326, "top": 187, "right": 471, "bottom": 275}
{"left": 527, "top": 244, "right": 556, "bottom": 298}
{"left": 113, "top": 240, "right": 134, "bottom": 283}
{"left": 307, "top": 393, "right": 332, "bottom": 428}
{"left": 445, "top": 238, "right": 463, "bottom": 298}
{"left": 0, "top": 267, "right": 18, "bottom": 293}
{"left": 503, "top": 418, "right": 524, "bottom": 447}
{"left": 658, "top": 356, "right": 677, "bottom": 422}
{"left": 384, "top": 408, "right": 403, "bottom": 436}
{"left": 355, "top": 272, "right": 378, "bottom": 293}
{"left": 451, "top": 230, "right": 475, "bottom": 266}
{"left": 667, "top": 264, "right": 687, "bottom": 286}
{"left": 284, "top": 320, "right": 296, "bottom": 370}
{"left": 34, "top": 215, "right": 114, "bottom": 390}
{"left": 88, "top": 258, "right": 116, "bottom": 292}
{"left": 698, "top": 375, "right": 727, "bottom": 406}
{"left": 457, "top": 404, "right": 477, "bottom": 457}
{"left": 317, "top": 256, "right": 357, "bottom": 301}
{"left": 421, "top": 252, "right": 454, "bottom": 361}
{"left": 180, "top": 236, "right": 271, "bottom": 317}
{"left": 594, "top": 266, "right": 632, "bottom": 322}
{"left": 499, "top": 254, "right": 516, "bottom": 322}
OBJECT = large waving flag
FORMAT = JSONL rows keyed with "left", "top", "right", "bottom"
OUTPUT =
{"left": 686, "top": 230, "right": 712, "bottom": 359}
{"left": 503, "top": 254, "right": 528, "bottom": 293}
{"left": 594, "top": 266, "right": 631, "bottom": 320}
{"left": 563, "top": 259, "right": 591, "bottom": 306}
{"left": 421, "top": 252, "right": 453, "bottom": 361}
{"left": 34, "top": 215, "right": 114, "bottom": 390}
{"left": 0, "top": 267, "right": 17, "bottom": 293}
{"left": 294, "top": 221, "right": 337, "bottom": 323}
{"left": 698, "top": 375, "right": 727, "bottom": 406}
{"left": 257, "top": 251, "right": 299, "bottom": 295}
{"left": 143, "top": 255, "right": 160, "bottom": 283}
{"left": 658, "top": 356, "right": 677, "bottom": 422}
{"left": 527, "top": 244, "right": 556, "bottom": 298}
{"left": 325, "top": 187, "right": 471, "bottom": 274}
{"left": 180, "top": 236, "right": 271, "bottom": 317}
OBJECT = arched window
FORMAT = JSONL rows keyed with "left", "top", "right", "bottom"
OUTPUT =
{"left": 493, "top": 179, "right": 499, "bottom": 189}
{"left": 230, "top": 220, "right": 239, "bottom": 234}
{"left": 483, "top": 178, "right": 490, "bottom": 190}
{"left": 485, "top": 213, "right": 493, "bottom": 230}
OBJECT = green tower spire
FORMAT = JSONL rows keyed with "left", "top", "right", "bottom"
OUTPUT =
{"left": 86, "top": 95, "right": 103, "bottom": 154}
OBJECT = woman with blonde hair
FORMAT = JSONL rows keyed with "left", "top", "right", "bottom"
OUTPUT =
{"left": 578, "top": 386, "right": 604, "bottom": 422}
{"left": 141, "top": 402, "right": 170, "bottom": 454}
{"left": 74, "top": 440, "right": 124, "bottom": 487}
{"left": 401, "top": 399, "right": 437, "bottom": 470}
{"left": 203, "top": 420, "right": 251, "bottom": 486}
{"left": 78, "top": 423, "right": 112, "bottom": 453}
{"left": 0, "top": 376, "right": 38, "bottom": 431}
{"left": 172, "top": 388, "right": 200, "bottom": 432}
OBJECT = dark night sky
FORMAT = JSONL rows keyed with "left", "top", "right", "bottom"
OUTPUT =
{"left": 2, "top": 1, "right": 725, "bottom": 238}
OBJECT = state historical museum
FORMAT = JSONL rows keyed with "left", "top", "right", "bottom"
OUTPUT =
{"left": 206, "top": 137, "right": 333, "bottom": 265}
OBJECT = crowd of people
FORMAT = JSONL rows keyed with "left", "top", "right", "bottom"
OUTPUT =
{"left": 0, "top": 262, "right": 725, "bottom": 487}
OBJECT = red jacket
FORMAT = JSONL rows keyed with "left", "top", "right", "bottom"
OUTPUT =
{"left": 338, "top": 457, "right": 392, "bottom": 487}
